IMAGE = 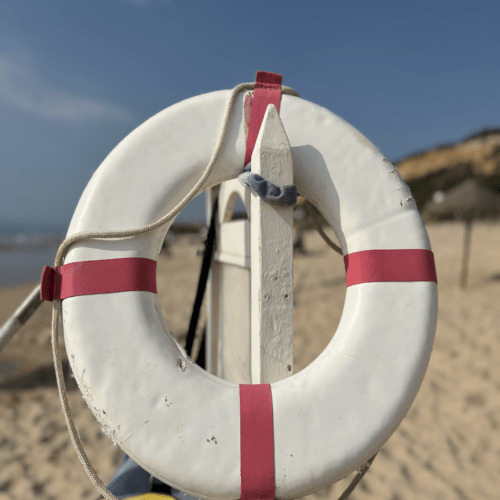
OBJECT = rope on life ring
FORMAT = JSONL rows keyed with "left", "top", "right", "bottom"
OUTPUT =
{"left": 47, "top": 80, "right": 299, "bottom": 500}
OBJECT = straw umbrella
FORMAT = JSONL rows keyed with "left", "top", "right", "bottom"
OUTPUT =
{"left": 423, "top": 178, "right": 500, "bottom": 287}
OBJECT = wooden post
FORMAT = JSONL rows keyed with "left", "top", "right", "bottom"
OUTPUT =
{"left": 460, "top": 218, "right": 473, "bottom": 288}
{"left": 250, "top": 104, "right": 294, "bottom": 384}
{"left": 205, "top": 186, "right": 219, "bottom": 376}
{"left": 205, "top": 182, "right": 252, "bottom": 383}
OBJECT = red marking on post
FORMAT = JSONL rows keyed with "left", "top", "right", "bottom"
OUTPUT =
{"left": 344, "top": 249, "right": 437, "bottom": 287}
{"left": 40, "top": 258, "right": 157, "bottom": 301}
{"left": 240, "top": 384, "right": 275, "bottom": 500}
{"left": 244, "top": 71, "right": 283, "bottom": 166}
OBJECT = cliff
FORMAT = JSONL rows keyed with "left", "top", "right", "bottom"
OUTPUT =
{"left": 396, "top": 128, "right": 500, "bottom": 210}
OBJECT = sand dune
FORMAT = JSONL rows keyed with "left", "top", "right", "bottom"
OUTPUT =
{"left": 0, "top": 222, "right": 499, "bottom": 500}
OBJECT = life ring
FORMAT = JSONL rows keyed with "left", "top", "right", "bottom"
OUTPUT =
{"left": 55, "top": 88, "right": 437, "bottom": 499}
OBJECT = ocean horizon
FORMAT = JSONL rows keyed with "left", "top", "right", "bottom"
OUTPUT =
{"left": 0, "top": 192, "right": 249, "bottom": 288}
{"left": 0, "top": 223, "right": 65, "bottom": 288}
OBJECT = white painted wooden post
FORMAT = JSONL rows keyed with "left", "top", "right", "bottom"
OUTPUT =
{"left": 205, "top": 186, "right": 219, "bottom": 377}
{"left": 205, "top": 182, "right": 252, "bottom": 383}
{"left": 206, "top": 104, "right": 294, "bottom": 385}
{"left": 250, "top": 104, "right": 294, "bottom": 384}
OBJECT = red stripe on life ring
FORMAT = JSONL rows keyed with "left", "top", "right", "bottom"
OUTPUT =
{"left": 40, "top": 258, "right": 157, "bottom": 301}
{"left": 239, "top": 384, "right": 275, "bottom": 500}
{"left": 344, "top": 249, "right": 437, "bottom": 287}
{"left": 244, "top": 71, "right": 283, "bottom": 166}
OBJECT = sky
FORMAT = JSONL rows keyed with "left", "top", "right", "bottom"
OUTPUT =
{"left": 0, "top": 0, "right": 499, "bottom": 228}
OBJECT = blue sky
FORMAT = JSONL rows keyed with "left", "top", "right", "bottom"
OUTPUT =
{"left": 1, "top": 0, "right": 499, "bottom": 227}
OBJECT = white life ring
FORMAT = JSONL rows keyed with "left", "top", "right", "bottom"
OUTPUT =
{"left": 61, "top": 89, "right": 437, "bottom": 499}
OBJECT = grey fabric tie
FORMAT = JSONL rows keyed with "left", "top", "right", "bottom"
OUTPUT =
{"left": 238, "top": 165, "right": 297, "bottom": 206}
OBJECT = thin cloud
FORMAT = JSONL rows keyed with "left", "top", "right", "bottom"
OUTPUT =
{"left": 0, "top": 55, "right": 133, "bottom": 122}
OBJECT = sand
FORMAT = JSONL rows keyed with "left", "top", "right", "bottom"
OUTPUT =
{"left": 1, "top": 221, "right": 499, "bottom": 500}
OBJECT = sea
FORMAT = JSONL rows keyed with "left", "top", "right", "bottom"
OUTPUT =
{"left": 0, "top": 194, "right": 246, "bottom": 289}
{"left": 0, "top": 223, "right": 65, "bottom": 288}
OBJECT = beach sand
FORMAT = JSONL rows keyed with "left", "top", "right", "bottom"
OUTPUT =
{"left": 1, "top": 222, "right": 499, "bottom": 500}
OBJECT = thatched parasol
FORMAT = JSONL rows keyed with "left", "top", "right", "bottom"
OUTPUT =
{"left": 423, "top": 178, "right": 500, "bottom": 287}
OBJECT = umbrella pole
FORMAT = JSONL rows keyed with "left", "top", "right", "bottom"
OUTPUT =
{"left": 460, "top": 218, "right": 473, "bottom": 288}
